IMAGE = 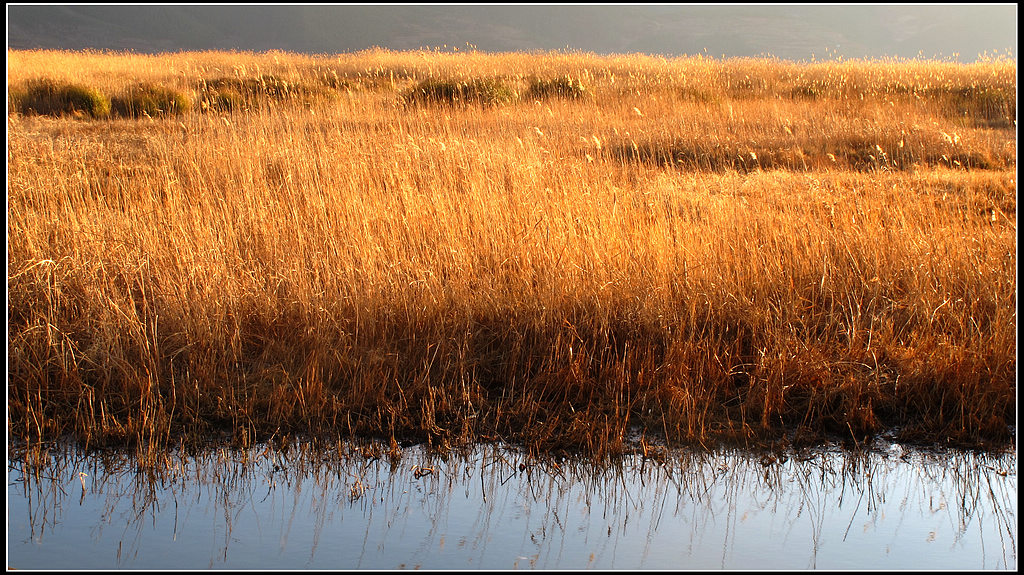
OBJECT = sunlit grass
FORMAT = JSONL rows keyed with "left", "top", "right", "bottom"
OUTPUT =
{"left": 7, "top": 48, "right": 1016, "bottom": 457}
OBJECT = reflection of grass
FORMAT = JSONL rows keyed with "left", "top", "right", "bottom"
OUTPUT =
{"left": 7, "top": 441, "right": 1017, "bottom": 572}
{"left": 7, "top": 49, "right": 1017, "bottom": 458}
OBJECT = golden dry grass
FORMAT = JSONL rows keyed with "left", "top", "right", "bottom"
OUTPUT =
{"left": 7, "top": 49, "right": 1017, "bottom": 457}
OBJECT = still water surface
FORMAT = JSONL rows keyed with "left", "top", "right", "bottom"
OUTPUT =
{"left": 7, "top": 441, "right": 1017, "bottom": 570}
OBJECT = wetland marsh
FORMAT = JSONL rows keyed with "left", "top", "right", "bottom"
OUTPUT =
{"left": 6, "top": 48, "right": 1017, "bottom": 568}
{"left": 7, "top": 48, "right": 1016, "bottom": 454}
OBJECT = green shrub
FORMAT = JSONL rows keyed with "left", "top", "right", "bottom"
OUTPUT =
{"left": 525, "top": 76, "right": 588, "bottom": 100}
{"left": 15, "top": 78, "right": 111, "bottom": 118}
{"left": 403, "top": 78, "right": 516, "bottom": 107}
{"left": 111, "top": 83, "right": 192, "bottom": 118}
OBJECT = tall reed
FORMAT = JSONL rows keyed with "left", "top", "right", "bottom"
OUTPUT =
{"left": 7, "top": 48, "right": 1016, "bottom": 456}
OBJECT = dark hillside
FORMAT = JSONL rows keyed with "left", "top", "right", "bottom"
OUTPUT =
{"left": 6, "top": 5, "right": 1017, "bottom": 61}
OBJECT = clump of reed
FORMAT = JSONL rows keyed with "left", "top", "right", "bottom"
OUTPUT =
{"left": 402, "top": 77, "right": 516, "bottom": 107}
{"left": 525, "top": 76, "right": 589, "bottom": 100}
{"left": 938, "top": 85, "right": 1017, "bottom": 129}
{"left": 11, "top": 78, "right": 111, "bottom": 118}
{"left": 110, "top": 83, "right": 193, "bottom": 118}
{"left": 196, "top": 75, "right": 333, "bottom": 112}
{"left": 677, "top": 86, "right": 720, "bottom": 103}
{"left": 8, "top": 73, "right": 340, "bottom": 120}
{"left": 610, "top": 129, "right": 1014, "bottom": 173}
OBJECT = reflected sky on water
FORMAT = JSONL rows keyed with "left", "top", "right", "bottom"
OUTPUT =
{"left": 7, "top": 441, "right": 1017, "bottom": 570}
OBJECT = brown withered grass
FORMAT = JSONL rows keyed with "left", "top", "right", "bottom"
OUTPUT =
{"left": 7, "top": 49, "right": 1017, "bottom": 458}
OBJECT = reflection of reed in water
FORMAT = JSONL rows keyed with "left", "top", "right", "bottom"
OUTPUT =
{"left": 6, "top": 442, "right": 1017, "bottom": 570}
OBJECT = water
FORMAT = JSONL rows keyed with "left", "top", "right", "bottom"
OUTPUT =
{"left": 7, "top": 441, "right": 1017, "bottom": 570}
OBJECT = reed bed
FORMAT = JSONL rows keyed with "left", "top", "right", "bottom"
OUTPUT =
{"left": 7, "top": 49, "right": 1017, "bottom": 458}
